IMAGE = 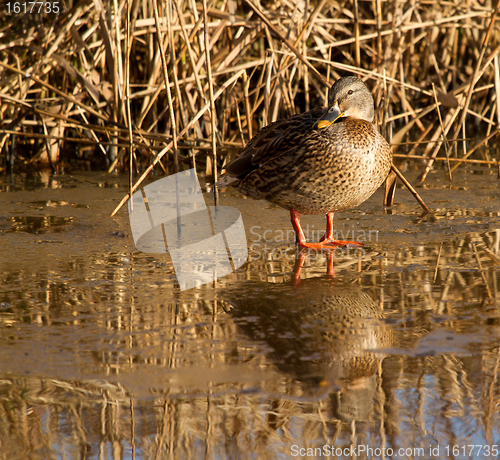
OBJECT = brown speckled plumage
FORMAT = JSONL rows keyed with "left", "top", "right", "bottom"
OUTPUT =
{"left": 216, "top": 76, "right": 392, "bottom": 248}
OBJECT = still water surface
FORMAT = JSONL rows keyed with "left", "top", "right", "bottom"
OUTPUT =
{"left": 0, "top": 167, "right": 499, "bottom": 459}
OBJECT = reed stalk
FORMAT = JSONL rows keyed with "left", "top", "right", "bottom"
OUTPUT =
{"left": 0, "top": 0, "right": 497, "bottom": 194}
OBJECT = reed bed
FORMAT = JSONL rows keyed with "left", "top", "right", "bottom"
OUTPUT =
{"left": 0, "top": 0, "right": 499, "bottom": 199}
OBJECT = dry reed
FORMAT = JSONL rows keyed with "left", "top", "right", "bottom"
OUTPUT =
{"left": 1, "top": 0, "right": 499, "bottom": 202}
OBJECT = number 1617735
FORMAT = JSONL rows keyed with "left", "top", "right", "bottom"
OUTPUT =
{"left": 7, "top": 2, "right": 60, "bottom": 13}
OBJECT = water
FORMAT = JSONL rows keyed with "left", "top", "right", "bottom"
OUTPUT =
{"left": 0, "top": 167, "right": 499, "bottom": 459}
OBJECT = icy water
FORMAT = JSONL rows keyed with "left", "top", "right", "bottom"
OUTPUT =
{"left": 0, "top": 166, "right": 499, "bottom": 459}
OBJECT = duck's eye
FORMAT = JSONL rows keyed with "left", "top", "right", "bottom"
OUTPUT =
{"left": 347, "top": 89, "right": 354, "bottom": 95}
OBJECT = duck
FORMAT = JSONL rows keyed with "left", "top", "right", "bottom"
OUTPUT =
{"left": 216, "top": 76, "right": 392, "bottom": 250}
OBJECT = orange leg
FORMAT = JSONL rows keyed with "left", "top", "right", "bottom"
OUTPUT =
{"left": 290, "top": 210, "right": 363, "bottom": 249}
{"left": 319, "top": 212, "right": 335, "bottom": 241}
{"left": 320, "top": 212, "right": 363, "bottom": 247}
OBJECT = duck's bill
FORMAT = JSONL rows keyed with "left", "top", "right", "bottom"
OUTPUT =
{"left": 317, "top": 102, "right": 343, "bottom": 129}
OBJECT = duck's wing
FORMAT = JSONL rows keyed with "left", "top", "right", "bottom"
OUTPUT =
{"left": 220, "top": 107, "right": 324, "bottom": 181}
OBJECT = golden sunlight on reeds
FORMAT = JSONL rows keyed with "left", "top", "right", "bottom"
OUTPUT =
{"left": 2, "top": 3, "right": 500, "bottom": 457}
{"left": 1, "top": 0, "right": 499, "bottom": 188}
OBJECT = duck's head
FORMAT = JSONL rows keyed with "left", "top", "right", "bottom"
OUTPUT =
{"left": 317, "top": 76, "right": 375, "bottom": 129}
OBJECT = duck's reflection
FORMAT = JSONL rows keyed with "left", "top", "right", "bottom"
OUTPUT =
{"left": 224, "top": 264, "right": 392, "bottom": 422}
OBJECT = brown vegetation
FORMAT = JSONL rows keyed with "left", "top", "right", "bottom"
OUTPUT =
{"left": 1, "top": 0, "right": 499, "bottom": 188}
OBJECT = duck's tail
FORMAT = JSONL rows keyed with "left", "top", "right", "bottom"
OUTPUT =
{"left": 215, "top": 174, "right": 239, "bottom": 188}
